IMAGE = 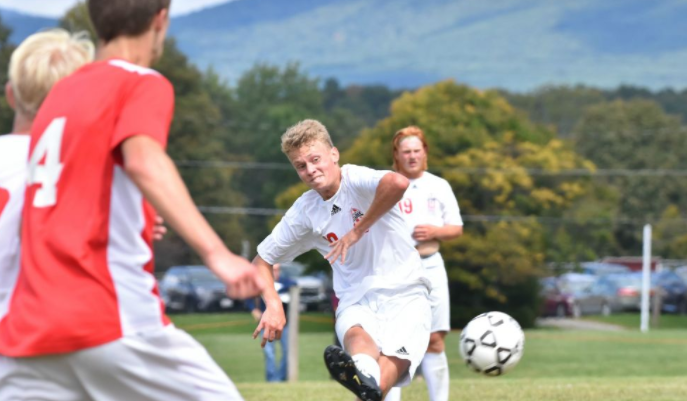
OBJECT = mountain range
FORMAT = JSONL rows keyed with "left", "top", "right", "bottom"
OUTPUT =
{"left": 1, "top": 0, "right": 686, "bottom": 92}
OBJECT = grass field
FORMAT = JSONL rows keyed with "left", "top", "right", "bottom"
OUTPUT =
{"left": 171, "top": 313, "right": 687, "bottom": 401}
{"left": 581, "top": 313, "right": 687, "bottom": 330}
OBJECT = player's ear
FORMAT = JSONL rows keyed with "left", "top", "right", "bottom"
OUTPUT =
{"left": 331, "top": 146, "right": 340, "bottom": 164}
{"left": 152, "top": 8, "right": 170, "bottom": 32}
{"left": 5, "top": 82, "right": 16, "bottom": 111}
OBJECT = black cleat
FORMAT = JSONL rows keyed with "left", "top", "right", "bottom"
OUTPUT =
{"left": 324, "top": 345, "right": 382, "bottom": 401}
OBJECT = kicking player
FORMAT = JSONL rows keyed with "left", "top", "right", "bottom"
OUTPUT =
{"left": 252, "top": 119, "right": 431, "bottom": 401}
{"left": 0, "top": 1, "right": 263, "bottom": 400}
{"left": 385, "top": 126, "right": 463, "bottom": 401}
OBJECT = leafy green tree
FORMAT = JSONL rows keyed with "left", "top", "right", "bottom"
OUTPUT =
{"left": 502, "top": 85, "right": 607, "bottom": 138}
{"left": 572, "top": 99, "right": 687, "bottom": 254}
{"left": 58, "top": 1, "right": 95, "bottom": 40}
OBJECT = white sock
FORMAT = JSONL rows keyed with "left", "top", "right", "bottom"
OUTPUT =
{"left": 421, "top": 352, "right": 449, "bottom": 401}
{"left": 352, "top": 353, "right": 381, "bottom": 385}
{"left": 384, "top": 386, "right": 402, "bottom": 401}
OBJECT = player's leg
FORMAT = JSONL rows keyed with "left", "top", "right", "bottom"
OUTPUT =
{"left": 278, "top": 322, "right": 289, "bottom": 381}
{"left": 377, "top": 355, "right": 410, "bottom": 396}
{"left": 71, "top": 326, "right": 244, "bottom": 401}
{"left": 0, "top": 355, "right": 89, "bottom": 401}
{"left": 422, "top": 331, "right": 449, "bottom": 401}
{"left": 376, "top": 285, "right": 431, "bottom": 396}
{"left": 383, "top": 386, "right": 402, "bottom": 401}
{"left": 263, "top": 335, "right": 279, "bottom": 381}
{"left": 326, "top": 303, "right": 383, "bottom": 401}
{"left": 422, "top": 266, "right": 451, "bottom": 401}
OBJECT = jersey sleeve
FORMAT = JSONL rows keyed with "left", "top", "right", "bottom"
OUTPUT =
{"left": 439, "top": 179, "right": 463, "bottom": 226}
{"left": 257, "top": 204, "right": 314, "bottom": 265}
{"left": 111, "top": 74, "right": 174, "bottom": 150}
{"left": 344, "top": 164, "right": 390, "bottom": 201}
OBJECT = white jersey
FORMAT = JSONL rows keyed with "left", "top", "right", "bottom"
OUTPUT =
{"left": 258, "top": 164, "right": 427, "bottom": 311}
{"left": 398, "top": 171, "right": 463, "bottom": 246}
{"left": 0, "top": 134, "right": 30, "bottom": 321}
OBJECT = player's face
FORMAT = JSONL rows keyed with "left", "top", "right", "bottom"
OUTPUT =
{"left": 395, "top": 136, "right": 426, "bottom": 178}
{"left": 288, "top": 141, "right": 341, "bottom": 199}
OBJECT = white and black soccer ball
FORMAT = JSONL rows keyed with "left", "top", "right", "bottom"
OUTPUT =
{"left": 459, "top": 311, "right": 525, "bottom": 376}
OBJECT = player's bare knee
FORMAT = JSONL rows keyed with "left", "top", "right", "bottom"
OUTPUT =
{"left": 427, "top": 331, "right": 447, "bottom": 353}
{"left": 344, "top": 327, "right": 378, "bottom": 356}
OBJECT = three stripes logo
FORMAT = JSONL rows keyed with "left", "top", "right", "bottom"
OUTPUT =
{"left": 396, "top": 346, "right": 409, "bottom": 356}
{"left": 331, "top": 204, "right": 342, "bottom": 216}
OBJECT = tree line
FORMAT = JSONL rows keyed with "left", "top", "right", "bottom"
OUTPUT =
{"left": 1, "top": 5, "right": 686, "bottom": 326}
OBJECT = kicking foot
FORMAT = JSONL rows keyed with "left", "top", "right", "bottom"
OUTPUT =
{"left": 323, "top": 345, "right": 382, "bottom": 401}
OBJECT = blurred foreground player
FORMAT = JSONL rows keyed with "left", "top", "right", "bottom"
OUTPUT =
{"left": 251, "top": 119, "right": 431, "bottom": 401}
{"left": 0, "top": 28, "right": 94, "bottom": 350}
{"left": 0, "top": 1, "right": 263, "bottom": 400}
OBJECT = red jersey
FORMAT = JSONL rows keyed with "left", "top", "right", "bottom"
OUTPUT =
{"left": 0, "top": 60, "right": 175, "bottom": 357}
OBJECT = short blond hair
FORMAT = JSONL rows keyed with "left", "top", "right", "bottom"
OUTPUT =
{"left": 281, "top": 119, "right": 334, "bottom": 154}
{"left": 9, "top": 29, "right": 95, "bottom": 119}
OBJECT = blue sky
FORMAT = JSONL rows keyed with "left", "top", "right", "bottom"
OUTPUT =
{"left": 0, "top": 0, "right": 235, "bottom": 17}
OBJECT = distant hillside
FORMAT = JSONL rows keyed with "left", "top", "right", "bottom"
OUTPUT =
{"left": 2, "top": 0, "right": 686, "bottom": 91}
{"left": 0, "top": 9, "right": 56, "bottom": 44}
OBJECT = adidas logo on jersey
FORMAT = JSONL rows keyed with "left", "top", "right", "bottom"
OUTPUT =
{"left": 396, "top": 346, "right": 409, "bottom": 355}
{"left": 331, "top": 204, "right": 342, "bottom": 216}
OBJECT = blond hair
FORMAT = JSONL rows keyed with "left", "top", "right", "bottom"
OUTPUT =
{"left": 9, "top": 29, "right": 95, "bottom": 119}
{"left": 281, "top": 119, "right": 334, "bottom": 154}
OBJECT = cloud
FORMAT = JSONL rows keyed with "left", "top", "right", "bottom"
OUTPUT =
{"left": 0, "top": 0, "right": 235, "bottom": 18}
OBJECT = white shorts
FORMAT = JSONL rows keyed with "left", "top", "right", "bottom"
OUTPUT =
{"left": 422, "top": 253, "right": 451, "bottom": 333}
{"left": 0, "top": 326, "right": 242, "bottom": 401}
{"left": 335, "top": 284, "right": 431, "bottom": 387}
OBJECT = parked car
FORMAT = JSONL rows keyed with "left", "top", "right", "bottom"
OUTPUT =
{"left": 674, "top": 266, "right": 687, "bottom": 286}
{"left": 279, "top": 262, "right": 331, "bottom": 312}
{"left": 654, "top": 270, "right": 687, "bottom": 314}
{"left": 579, "top": 262, "right": 630, "bottom": 276}
{"left": 603, "top": 271, "right": 687, "bottom": 314}
{"left": 560, "top": 273, "right": 624, "bottom": 317}
{"left": 541, "top": 273, "right": 623, "bottom": 318}
{"left": 159, "top": 265, "right": 238, "bottom": 313}
{"left": 540, "top": 276, "right": 576, "bottom": 318}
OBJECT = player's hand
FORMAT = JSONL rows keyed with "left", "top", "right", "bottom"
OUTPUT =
{"left": 324, "top": 229, "right": 362, "bottom": 264}
{"left": 152, "top": 215, "right": 167, "bottom": 241}
{"left": 253, "top": 305, "right": 286, "bottom": 348}
{"left": 206, "top": 249, "right": 265, "bottom": 300}
{"left": 251, "top": 308, "right": 263, "bottom": 322}
{"left": 412, "top": 225, "right": 438, "bottom": 242}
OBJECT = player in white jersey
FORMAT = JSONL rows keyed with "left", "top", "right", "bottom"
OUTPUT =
{"left": 252, "top": 120, "right": 431, "bottom": 401}
{"left": 0, "top": 29, "right": 94, "bottom": 323}
{"left": 385, "top": 126, "right": 463, "bottom": 401}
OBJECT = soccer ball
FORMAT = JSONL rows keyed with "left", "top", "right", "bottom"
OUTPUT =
{"left": 459, "top": 311, "right": 525, "bottom": 376}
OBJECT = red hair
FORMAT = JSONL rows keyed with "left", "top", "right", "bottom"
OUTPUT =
{"left": 392, "top": 126, "right": 429, "bottom": 171}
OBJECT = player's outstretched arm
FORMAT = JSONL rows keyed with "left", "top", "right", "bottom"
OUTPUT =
{"left": 326, "top": 171, "right": 409, "bottom": 264}
{"left": 120, "top": 135, "right": 264, "bottom": 300}
{"left": 252, "top": 255, "right": 287, "bottom": 348}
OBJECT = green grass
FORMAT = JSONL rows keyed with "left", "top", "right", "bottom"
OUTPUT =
{"left": 171, "top": 313, "right": 687, "bottom": 400}
{"left": 583, "top": 313, "right": 687, "bottom": 330}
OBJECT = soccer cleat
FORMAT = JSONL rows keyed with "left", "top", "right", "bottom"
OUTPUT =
{"left": 324, "top": 345, "right": 382, "bottom": 401}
